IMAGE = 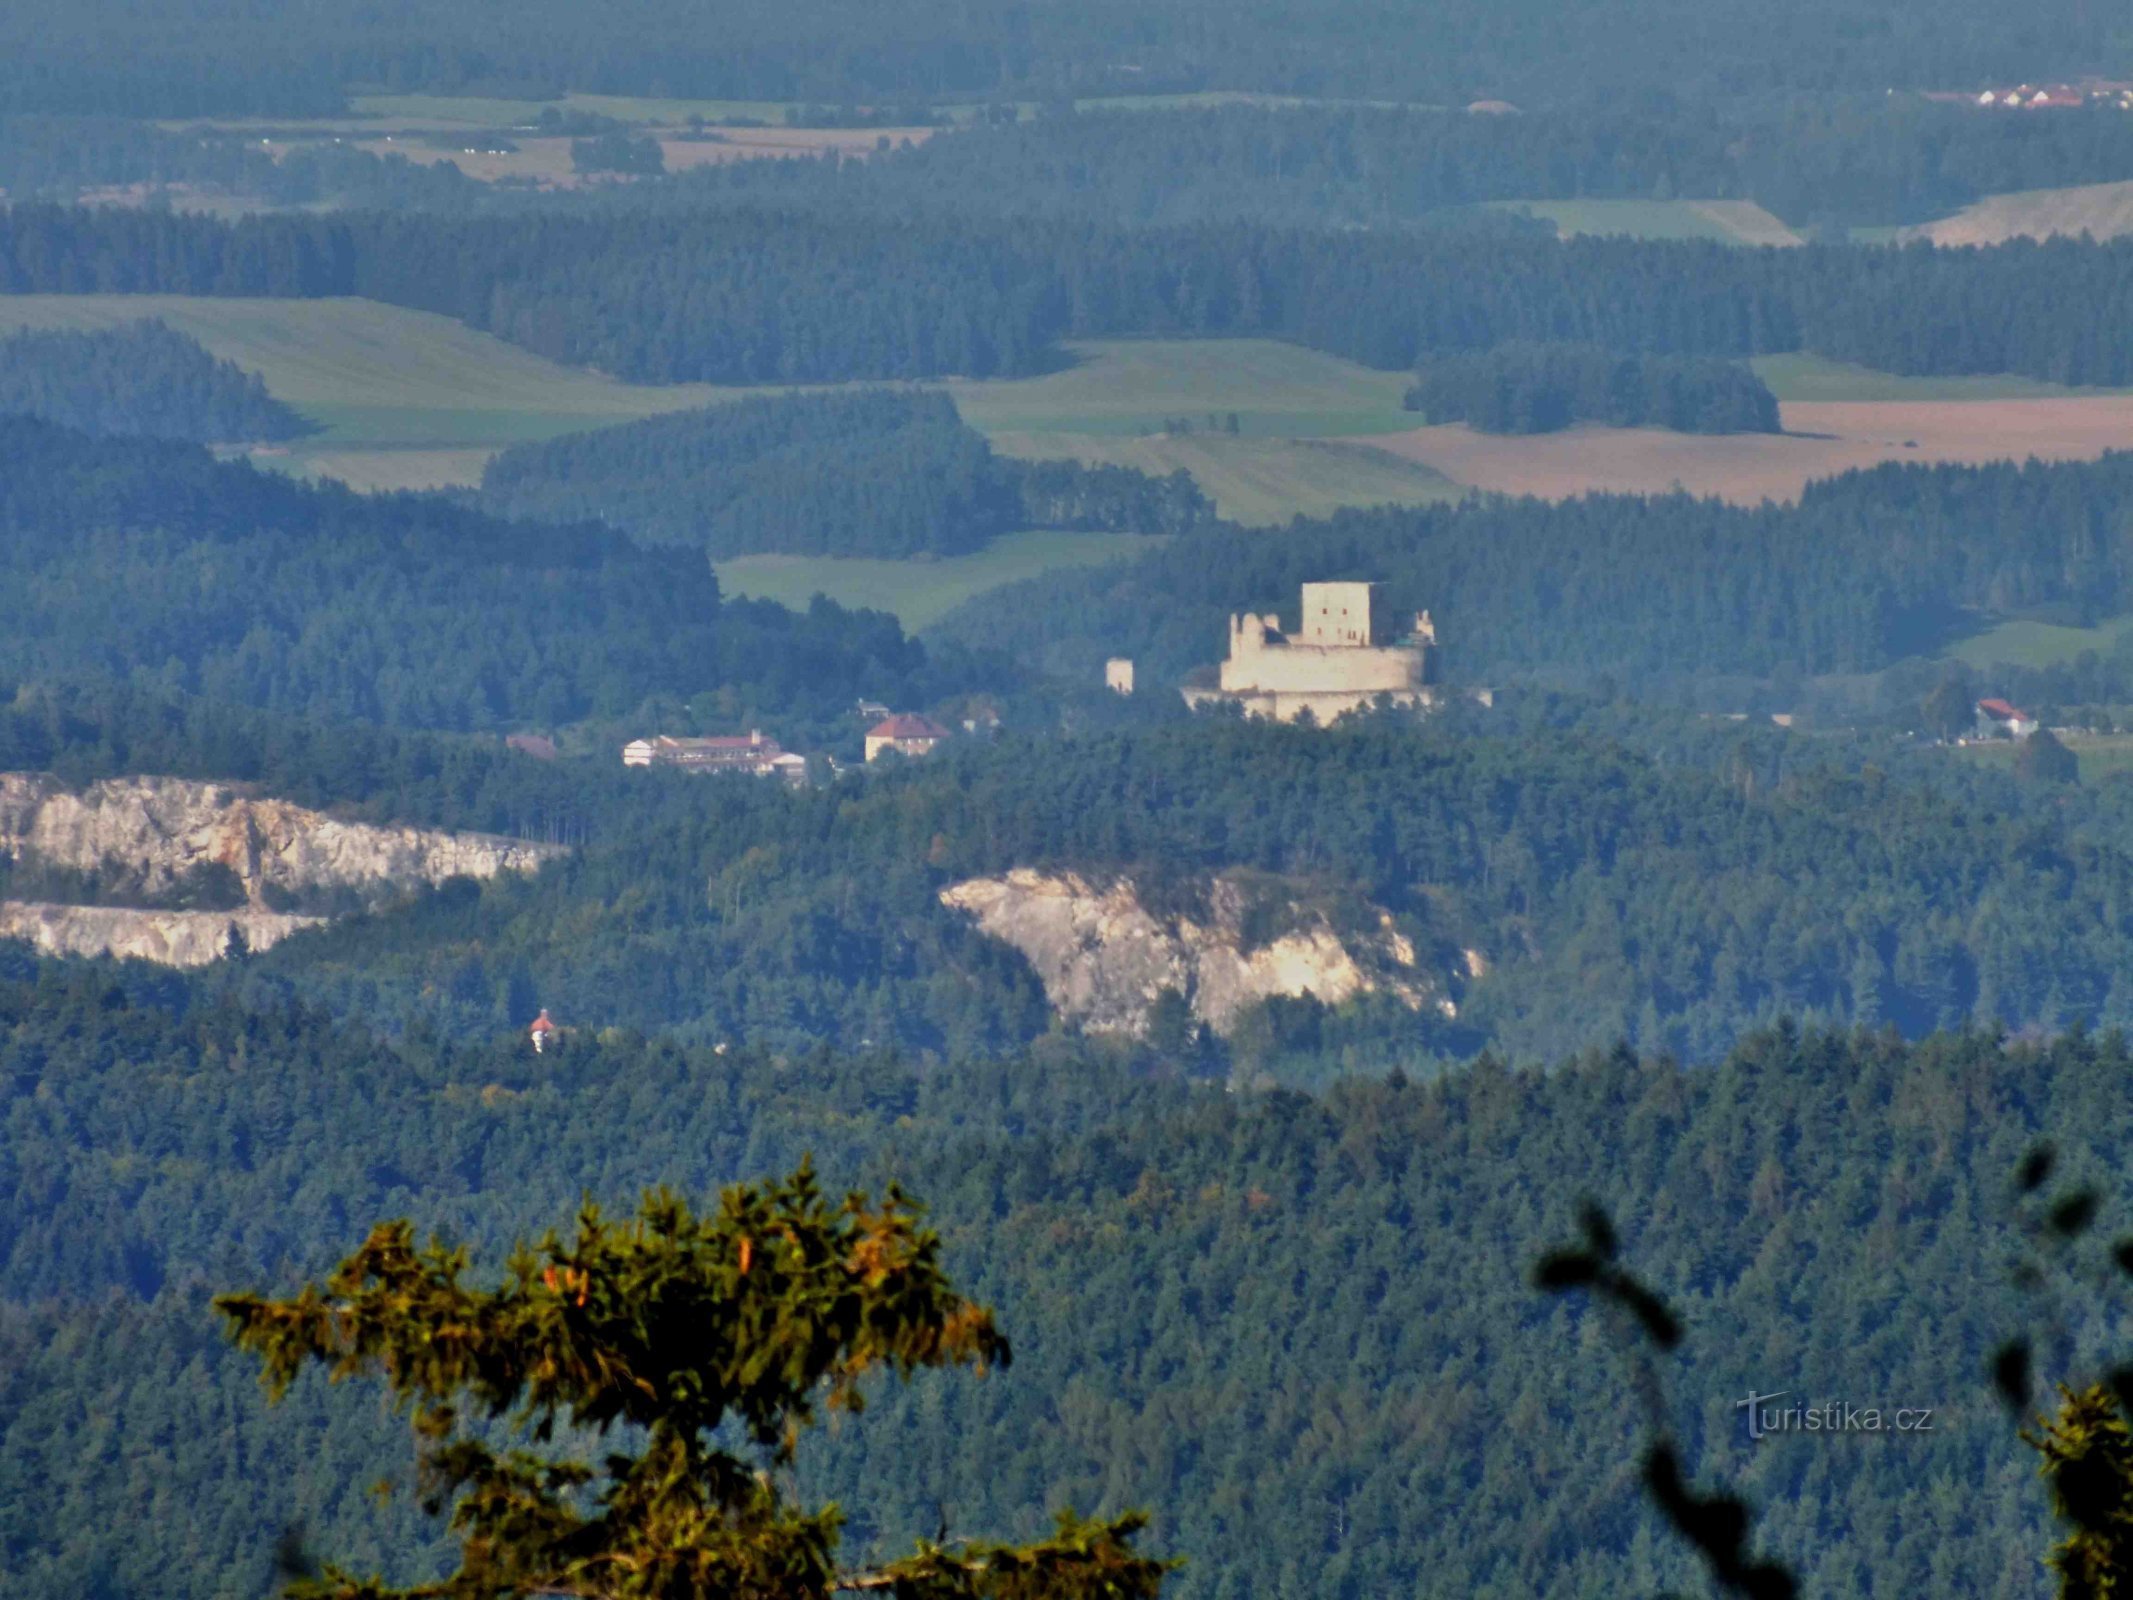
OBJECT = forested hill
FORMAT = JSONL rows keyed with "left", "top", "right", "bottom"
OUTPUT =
{"left": 215, "top": 711, "right": 2133, "bottom": 1065}
{"left": 10, "top": 204, "right": 2133, "bottom": 384}
{"left": 0, "top": 318, "right": 311, "bottom": 443}
{"left": 938, "top": 451, "right": 2133, "bottom": 689}
{"left": 479, "top": 389, "right": 1211, "bottom": 556}
{"left": 0, "top": 418, "right": 969, "bottom": 732}
{"left": 2, "top": 963, "right": 2121, "bottom": 1598}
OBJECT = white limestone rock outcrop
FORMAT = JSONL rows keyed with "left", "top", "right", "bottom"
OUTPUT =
{"left": 0, "top": 903, "right": 325, "bottom": 967}
{"left": 940, "top": 868, "right": 1448, "bottom": 1037}
{"left": 0, "top": 772, "right": 567, "bottom": 967}
{"left": 0, "top": 772, "right": 562, "bottom": 907}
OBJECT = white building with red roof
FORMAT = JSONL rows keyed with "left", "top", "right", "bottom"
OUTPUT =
{"left": 1976, "top": 698, "right": 2039, "bottom": 738}
{"left": 620, "top": 731, "right": 801, "bottom": 779}
{"left": 864, "top": 714, "right": 952, "bottom": 762}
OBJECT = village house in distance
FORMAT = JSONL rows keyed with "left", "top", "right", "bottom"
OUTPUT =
{"left": 621, "top": 731, "right": 808, "bottom": 783}
{"left": 1183, "top": 580, "right": 1439, "bottom": 724}
{"left": 864, "top": 713, "right": 952, "bottom": 762}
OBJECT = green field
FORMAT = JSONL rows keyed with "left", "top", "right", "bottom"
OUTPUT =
{"left": 348, "top": 91, "right": 805, "bottom": 127}
{"left": 0, "top": 298, "right": 1446, "bottom": 518}
{"left": 1751, "top": 352, "right": 2114, "bottom": 403}
{"left": 990, "top": 431, "right": 1460, "bottom": 525}
{"left": 1952, "top": 732, "right": 2133, "bottom": 780}
{"left": 0, "top": 294, "right": 734, "bottom": 482}
{"left": 1484, "top": 198, "right": 1801, "bottom": 245}
{"left": 715, "top": 531, "right": 1161, "bottom": 631}
{"left": 948, "top": 338, "right": 1416, "bottom": 438}
{"left": 1943, "top": 613, "right": 2133, "bottom": 671}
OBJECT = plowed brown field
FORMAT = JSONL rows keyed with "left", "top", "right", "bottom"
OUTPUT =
{"left": 1356, "top": 396, "right": 2133, "bottom": 504}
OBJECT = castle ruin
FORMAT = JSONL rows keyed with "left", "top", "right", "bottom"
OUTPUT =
{"left": 1181, "top": 581, "right": 1437, "bottom": 724}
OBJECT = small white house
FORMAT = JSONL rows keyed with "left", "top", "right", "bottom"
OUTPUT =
{"left": 1976, "top": 697, "right": 2039, "bottom": 738}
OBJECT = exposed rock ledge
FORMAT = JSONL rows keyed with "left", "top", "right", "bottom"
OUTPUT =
{"left": 940, "top": 869, "right": 1446, "bottom": 1037}
{"left": 0, "top": 772, "right": 563, "bottom": 907}
{"left": 0, "top": 772, "right": 567, "bottom": 967}
{"left": 0, "top": 903, "right": 325, "bottom": 968}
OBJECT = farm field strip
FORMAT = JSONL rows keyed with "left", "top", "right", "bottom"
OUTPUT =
{"left": 0, "top": 295, "right": 727, "bottom": 447}
{"left": 1358, "top": 394, "right": 2133, "bottom": 506}
{"left": 1904, "top": 178, "right": 2133, "bottom": 246}
{"left": 990, "top": 431, "right": 1462, "bottom": 525}
{"left": 1942, "top": 613, "right": 2133, "bottom": 671}
{"left": 948, "top": 338, "right": 1415, "bottom": 437}
{"left": 1482, "top": 197, "right": 1802, "bottom": 245}
{"left": 714, "top": 532, "right": 1163, "bottom": 632}
{"left": 1749, "top": 352, "right": 2118, "bottom": 402}
{"left": 16, "top": 292, "right": 2127, "bottom": 532}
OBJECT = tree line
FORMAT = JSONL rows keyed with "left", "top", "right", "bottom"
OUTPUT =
{"left": 0, "top": 318, "right": 311, "bottom": 442}
{"left": 0, "top": 417, "right": 980, "bottom": 734}
{"left": 35, "top": 96, "right": 2133, "bottom": 232}
{"left": 642, "top": 98, "right": 2133, "bottom": 233}
{"left": 1403, "top": 342, "right": 1780, "bottom": 434}
{"left": 4, "top": 946, "right": 2127, "bottom": 1598}
{"left": 167, "top": 706, "right": 2133, "bottom": 1067}
{"left": 0, "top": 0, "right": 2108, "bottom": 115}
{"left": 479, "top": 389, "right": 1211, "bottom": 557}
{"left": 8, "top": 203, "right": 2133, "bottom": 385}
{"left": 939, "top": 451, "right": 2133, "bottom": 691}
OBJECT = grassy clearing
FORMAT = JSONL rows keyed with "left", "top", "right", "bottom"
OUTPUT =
{"left": 0, "top": 301, "right": 1434, "bottom": 513}
{"left": 1752, "top": 353, "right": 2110, "bottom": 403}
{"left": 1944, "top": 614, "right": 2133, "bottom": 671}
{"left": 1952, "top": 733, "right": 2133, "bottom": 781}
{"left": 948, "top": 338, "right": 1414, "bottom": 438}
{"left": 991, "top": 431, "right": 1460, "bottom": 525}
{"left": 1908, "top": 179, "right": 2133, "bottom": 247}
{"left": 1484, "top": 198, "right": 1799, "bottom": 245}
{"left": 715, "top": 531, "right": 1161, "bottom": 632}
{"left": 0, "top": 295, "right": 723, "bottom": 449}
{"left": 261, "top": 447, "right": 498, "bottom": 493}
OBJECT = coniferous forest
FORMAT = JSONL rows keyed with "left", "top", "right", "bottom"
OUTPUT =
{"left": 479, "top": 390, "right": 1210, "bottom": 556}
{"left": 0, "top": 319, "right": 313, "bottom": 442}
{"left": 1403, "top": 343, "right": 1781, "bottom": 434}
{"left": 10, "top": 204, "right": 2133, "bottom": 385}
{"left": 12, "top": 3, "right": 2133, "bottom": 1598}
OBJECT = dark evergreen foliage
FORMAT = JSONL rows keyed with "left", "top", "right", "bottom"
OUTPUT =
{"left": 0, "top": 418, "right": 969, "bottom": 732}
{"left": 2, "top": 982, "right": 2120, "bottom": 1599}
{"left": 1403, "top": 342, "right": 1780, "bottom": 434}
{"left": 182, "top": 710, "right": 2133, "bottom": 1064}
{"left": 0, "top": 0, "right": 2109, "bottom": 114}
{"left": 215, "top": 1171, "right": 1172, "bottom": 1599}
{"left": 479, "top": 390, "right": 1208, "bottom": 556}
{"left": 938, "top": 452, "right": 2133, "bottom": 687}
{"left": 8, "top": 204, "right": 2133, "bottom": 385}
{"left": 0, "top": 318, "right": 311, "bottom": 442}
{"left": 0, "top": 117, "right": 484, "bottom": 209}
{"left": 570, "top": 132, "right": 664, "bottom": 175}
{"left": 637, "top": 100, "right": 2133, "bottom": 232}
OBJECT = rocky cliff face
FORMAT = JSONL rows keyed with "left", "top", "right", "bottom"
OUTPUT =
{"left": 0, "top": 773, "right": 565, "bottom": 966}
{"left": 0, "top": 773, "right": 562, "bottom": 908}
{"left": 0, "top": 902, "right": 325, "bottom": 967}
{"left": 940, "top": 869, "right": 1451, "bottom": 1036}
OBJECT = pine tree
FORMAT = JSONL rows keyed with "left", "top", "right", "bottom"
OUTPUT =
{"left": 215, "top": 1166, "right": 1173, "bottom": 1600}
